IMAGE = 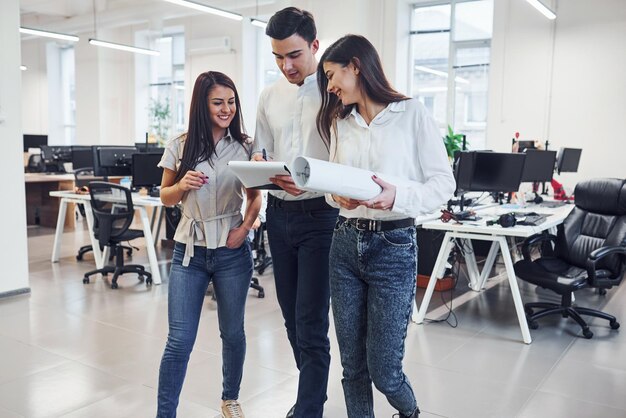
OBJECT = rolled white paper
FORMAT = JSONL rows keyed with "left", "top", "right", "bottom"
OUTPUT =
{"left": 291, "top": 156, "right": 411, "bottom": 200}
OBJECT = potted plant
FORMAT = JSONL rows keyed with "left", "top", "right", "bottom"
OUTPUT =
{"left": 443, "top": 125, "right": 466, "bottom": 159}
{"left": 149, "top": 98, "right": 172, "bottom": 146}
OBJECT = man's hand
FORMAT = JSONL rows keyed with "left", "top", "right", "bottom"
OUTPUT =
{"left": 251, "top": 153, "right": 266, "bottom": 162}
{"left": 331, "top": 194, "right": 361, "bottom": 210}
{"left": 270, "top": 174, "right": 303, "bottom": 196}
{"left": 226, "top": 226, "right": 249, "bottom": 249}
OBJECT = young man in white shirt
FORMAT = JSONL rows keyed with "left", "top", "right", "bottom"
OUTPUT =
{"left": 253, "top": 7, "right": 338, "bottom": 418}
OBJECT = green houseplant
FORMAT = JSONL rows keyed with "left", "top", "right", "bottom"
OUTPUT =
{"left": 443, "top": 125, "right": 466, "bottom": 159}
{"left": 149, "top": 98, "right": 171, "bottom": 146}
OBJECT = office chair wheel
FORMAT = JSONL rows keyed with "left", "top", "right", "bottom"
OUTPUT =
{"left": 82, "top": 277, "right": 89, "bottom": 284}
{"left": 258, "top": 290, "right": 265, "bottom": 298}
{"left": 258, "top": 267, "right": 265, "bottom": 275}
{"left": 126, "top": 249, "right": 132, "bottom": 257}
{"left": 582, "top": 328, "right": 593, "bottom": 339}
{"left": 146, "top": 277, "right": 153, "bottom": 286}
{"left": 76, "top": 254, "right": 83, "bottom": 261}
{"left": 610, "top": 320, "right": 620, "bottom": 330}
{"left": 111, "top": 282, "right": 119, "bottom": 290}
{"left": 137, "top": 275, "right": 145, "bottom": 283}
{"left": 528, "top": 320, "right": 539, "bottom": 330}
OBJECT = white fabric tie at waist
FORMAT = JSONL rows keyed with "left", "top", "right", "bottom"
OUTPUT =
{"left": 182, "top": 211, "right": 239, "bottom": 266}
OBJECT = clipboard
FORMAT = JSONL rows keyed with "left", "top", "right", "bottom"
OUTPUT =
{"left": 227, "top": 161, "right": 291, "bottom": 190}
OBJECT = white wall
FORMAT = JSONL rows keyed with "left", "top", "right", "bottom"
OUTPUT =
{"left": 487, "top": 0, "right": 626, "bottom": 187}
{"left": 1, "top": 0, "right": 30, "bottom": 296}
{"left": 21, "top": 40, "right": 48, "bottom": 136}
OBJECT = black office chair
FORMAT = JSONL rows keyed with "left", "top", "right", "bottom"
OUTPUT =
{"left": 74, "top": 168, "right": 134, "bottom": 262}
{"left": 83, "top": 182, "right": 152, "bottom": 289}
{"left": 249, "top": 221, "right": 272, "bottom": 298}
{"left": 514, "top": 178, "right": 626, "bottom": 338}
{"left": 26, "top": 154, "right": 45, "bottom": 173}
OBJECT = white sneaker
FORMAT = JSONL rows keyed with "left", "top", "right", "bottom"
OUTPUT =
{"left": 221, "top": 400, "right": 245, "bottom": 418}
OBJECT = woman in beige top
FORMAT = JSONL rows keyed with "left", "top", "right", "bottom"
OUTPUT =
{"left": 156, "top": 71, "right": 261, "bottom": 418}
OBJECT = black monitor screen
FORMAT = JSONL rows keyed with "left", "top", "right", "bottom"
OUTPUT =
{"left": 92, "top": 146, "right": 137, "bottom": 177}
{"left": 71, "top": 147, "right": 94, "bottom": 170}
{"left": 40, "top": 145, "right": 73, "bottom": 163}
{"left": 521, "top": 150, "right": 556, "bottom": 183}
{"left": 23, "top": 134, "right": 48, "bottom": 152}
{"left": 132, "top": 152, "right": 164, "bottom": 189}
{"left": 557, "top": 148, "right": 582, "bottom": 173}
{"left": 134, "top": 142, "right": 164, "bottom": 153}
{"left": 455, "top": 151, "right": 526, "bottom": 193}
{"left": 516, "top": 140, "right": 536, "bottom": 153}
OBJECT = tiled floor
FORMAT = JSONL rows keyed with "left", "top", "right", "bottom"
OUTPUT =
{"left": 1, "top": 223, "right": 625, "bottom": 417}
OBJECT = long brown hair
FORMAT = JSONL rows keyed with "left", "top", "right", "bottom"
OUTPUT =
{"left": 174, "top": 71, "right": 248, "bottom": 184}
{"left": 316, "top": 34, "right": 408, "bottom": 147}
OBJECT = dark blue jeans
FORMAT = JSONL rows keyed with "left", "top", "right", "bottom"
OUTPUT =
{"left": 157, "top": 241, "right": 253, "bottom": 418}
{"left": 330, "top": 218, "right": 418, "bottom": 418}
{"left": 266, "top": 198, "right": 338, "bottom": 418}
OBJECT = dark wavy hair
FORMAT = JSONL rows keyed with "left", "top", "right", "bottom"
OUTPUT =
{"left": 316, "top": 34, "right": 408, "bottom": 147}
{"left": 174, "top": 71, "right": 248, "bottom": 184}
{"left": 265, "top": 7, "right": 316, "bottom": 44}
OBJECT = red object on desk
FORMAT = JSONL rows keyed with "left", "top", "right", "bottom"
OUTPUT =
{"left": 551, "top": 179, "right": 574, "bottom": 201}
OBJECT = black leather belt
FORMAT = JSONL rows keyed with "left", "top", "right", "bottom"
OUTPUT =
{"left": 267, "top": 195, "right": 332, "bottom": 212}
{"left": 339, "top": 216, "right": 415, "bottom": 232}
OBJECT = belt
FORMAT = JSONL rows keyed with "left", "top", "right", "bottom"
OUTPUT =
{"left": 339, "top": 216, "right": 415, "bottom": 232}
{"left": 267, "top": 195, "right": 332, "bottom": 212}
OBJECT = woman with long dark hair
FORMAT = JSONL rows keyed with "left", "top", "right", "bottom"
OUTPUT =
{"left": 156, "top": 71, "right": 261, "bottom": 418}
{"left": 316, "top": 35, "right": 455, "bottom": 418}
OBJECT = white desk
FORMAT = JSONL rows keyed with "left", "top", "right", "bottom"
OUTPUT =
{"left": 49, "top": 190, "right": 167, "bottom": 285}
{"left": 413, "top": 204, "right": 574, "bottom": 344}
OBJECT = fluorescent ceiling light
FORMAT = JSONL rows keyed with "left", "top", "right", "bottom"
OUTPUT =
{"left": 20, "top": 65, "right": 27, "bottom": 71}
{"left": 250, "top": 18, "right": 267, "bottom": 29}
{"left": 19, "top": 27, "right": 79, "bottom": 42}
{"left": 414, "top": 65, "right": 469, "bottom": 84}
{"left": 174, "top": 85, "right": 185, "bottom": 90}
{"left": 163, "top": 0, "right": 243, "bottom": 21}
{"left": 89, "top": 39, "right": 160, "bottom": 56}
{"left": 525, "top": 0, "right": 556, "bottom": 20}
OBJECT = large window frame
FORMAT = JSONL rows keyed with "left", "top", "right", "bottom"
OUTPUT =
{"left": 410, "top": 0, "right": 493, "bottom": 149}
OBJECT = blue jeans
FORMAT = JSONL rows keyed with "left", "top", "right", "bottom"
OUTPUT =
{"left": 266, "top": 199, "right": 338, "bottom": 418}
{"left": 330, "top": 218, "right": 418, "bottom": 418}
{"left": 157, "top": 241, "right": 253, "bottom": 418}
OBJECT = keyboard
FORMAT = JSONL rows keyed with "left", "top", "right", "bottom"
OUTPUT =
{"left": 513, "top": 212, "right": 547, "bottom": 226}
{"left": 540, "top": 201, "right": 567, "bottom": 208}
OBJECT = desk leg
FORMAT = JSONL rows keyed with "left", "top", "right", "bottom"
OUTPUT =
{"left": 414, "top": 232, "right": 454, "bottom": 324}
{"left": 154, "top": 207, "right": 165, "bottom": 246}
{"left": 464, "top": 240, "right": 482, "bottom": 291}
{"left": 83, "top": 204, "right": 105, "bottom": 269}
{"left": 51, "top": 199, "right": 68, "bottom": 263}
{"left": 477, "top": 241, "right": 500, "bottom": 290}
{"left": 497, "top": 236, "right": 532, "bottom": 344}
{"left": 138, "top": 207, "right": 162, "bottom": 285}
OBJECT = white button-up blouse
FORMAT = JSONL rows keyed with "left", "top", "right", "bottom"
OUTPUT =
{"left": 327, "top": 98, "right": 456, "bottom": 220}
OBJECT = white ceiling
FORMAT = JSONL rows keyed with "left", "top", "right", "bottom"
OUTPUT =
{"left": 19, "top": 0, "right": 278, "bottom": 34}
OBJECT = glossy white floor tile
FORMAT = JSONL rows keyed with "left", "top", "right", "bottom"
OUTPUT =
{"left": 0, "top": 225, "right": 624, "bottom": 417}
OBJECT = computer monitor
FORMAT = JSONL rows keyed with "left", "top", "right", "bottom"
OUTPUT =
{"left": 132, "top": 152, "right": 164, "bottom": 196}
{"left": 23, "top": 134, "right": 48, "bottom": 152}
{"left": 516, "top": 140, "right": 536, "bottom": 153}
{"left": 520, "top": 150, "right": 557, "bottom": 183}
{"left": 455, "top": 151, "right": 526, "bottom": 194}
{"left": 92, "top": 146, "right": 137, "bottom": 177}
{"left": 134, "top": 142, "right": 163, "bottom": 153}
{"left": 556, "top": 148, "right": 582, "bottom": 174}
{"left": 39, "top": 145, "right": 72, "bottom": 172}
{"left": 71, "top": 146, "right": 94, "bottom": 171}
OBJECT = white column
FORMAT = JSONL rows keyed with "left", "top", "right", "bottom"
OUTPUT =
{"left": 0, "top": 0, "right": 30, "bottom": 296}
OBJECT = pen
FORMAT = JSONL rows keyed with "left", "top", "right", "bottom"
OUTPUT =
{"left": 262, "top": 148, "right": 267, "bottom": 161}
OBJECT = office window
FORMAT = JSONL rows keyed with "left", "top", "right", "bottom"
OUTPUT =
{"left": 60, "top": 46, "right": 76, "bottom": 143}
{"left": 410, "top": 0, "right": 493, "bottom": 149}
{"left": 148, "top": 33, "right": 186, "bottom": 144}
